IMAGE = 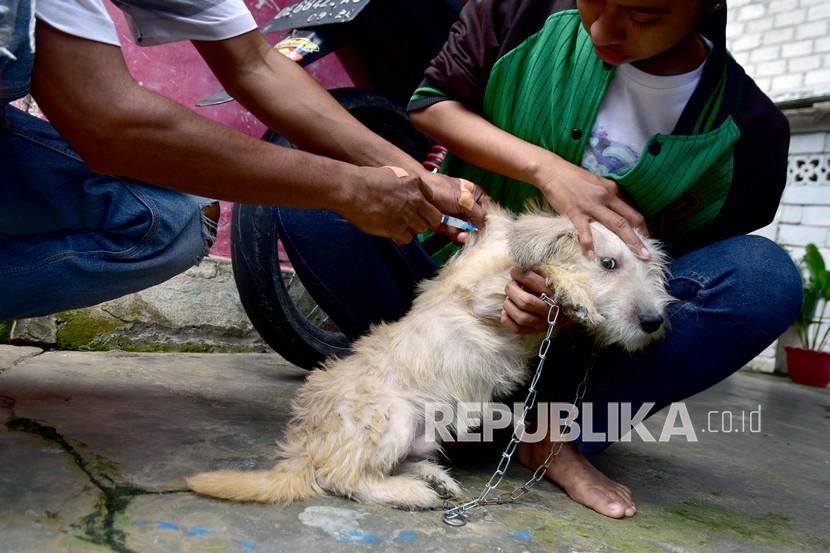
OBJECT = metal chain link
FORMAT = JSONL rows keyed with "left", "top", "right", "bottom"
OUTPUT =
{"left": 441, "top": 293, "right": 593, "bottom": 527}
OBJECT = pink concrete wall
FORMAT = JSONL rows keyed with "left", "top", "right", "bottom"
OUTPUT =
{"left": 107, "top": 1, "right": 356, "bottom": 257}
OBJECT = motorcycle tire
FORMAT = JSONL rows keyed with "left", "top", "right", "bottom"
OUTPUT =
{"left": 231, "top": 88, "right": 432, "bottom": 369}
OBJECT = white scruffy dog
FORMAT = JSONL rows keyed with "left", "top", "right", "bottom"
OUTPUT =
{"left": 186, "top": 206, "right": 673, "bottom": 509}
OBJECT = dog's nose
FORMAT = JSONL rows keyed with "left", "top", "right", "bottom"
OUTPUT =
{"left": 638, "top": 313, "right": 664, "bottom": 334}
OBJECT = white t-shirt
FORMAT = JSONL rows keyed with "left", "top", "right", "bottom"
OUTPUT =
{"left": 35, "top": 0, "right": 257, "bottom": 47}
{"left": 581, "top": 41, "right": 710, "bottom": 177}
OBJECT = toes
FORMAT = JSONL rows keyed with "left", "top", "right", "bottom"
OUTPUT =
{"left": 400, "top": 461, "right": 463, "bottom": 500}
{"left": 611, "top": 490, "right": 636, "bottom": 517}
{"left": 441, "top": 478, "right": 463, "bottom": 499}
{"left": 614, "top": 485, "right": 635, "bottom": 505}
{"left": 429, "top": 478, "right": 462, "bottom": 499}
{"left": 607, "top": 493, "right": 637, "bottom": 518}
{"left": 611, "top": 500, "right": 631, "bottom": 518}
{"left": 604, "top": 500, "right": 627, "bottom": 518}
{"left": 420, "top": 472, "right": 462, "bottom": 500}
{"left": 615, "top": 484, "right": 634, "bottom": 501}
{"left": 580, "top": 486, "right": 632, "bottom": 519}
{"left": 609, "top": 483, "right": 636, "bottom": 516}
{"left": 434, "top": 483, "right": 451, "bottom": 499}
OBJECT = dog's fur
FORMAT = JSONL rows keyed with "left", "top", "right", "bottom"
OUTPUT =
{"left": 186, "top": 206, "right": 673, "bottom": 509}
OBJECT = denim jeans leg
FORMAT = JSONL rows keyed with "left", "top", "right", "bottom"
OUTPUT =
{"left": 0, "top": 0, "right": 35, "bottom": 104}
{"left": 275, "top": 207, "right": 437, "bottom": 340}
{"left": 556, "top": 235, "right": 802, "bottom": 454}
{"left": 0, "top": 106, "right": 213, "bottom": 319}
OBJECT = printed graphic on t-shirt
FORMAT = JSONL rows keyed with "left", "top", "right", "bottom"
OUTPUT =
{"left": 581, "top": 126, "right": 640, "bottom": 176}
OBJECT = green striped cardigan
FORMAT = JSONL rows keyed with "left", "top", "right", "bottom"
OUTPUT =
{"left": 409, "top": 0, "right": 789, "bottom": 256}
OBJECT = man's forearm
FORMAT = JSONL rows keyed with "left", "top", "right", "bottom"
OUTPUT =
{"left": 78, "top": 85, "right": 364, "bottom": 209}
{"left": 196, "top": 32, "right": 424, "bottom": 175}
{"left": 30, "top": 23, "right": 366, "bottom": 210}
{"left": 410, "top": 100, "right": 568, "bottom": 188}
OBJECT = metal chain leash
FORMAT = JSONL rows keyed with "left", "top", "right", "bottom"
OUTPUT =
{"left": 441, "top": 293, "right": 593, "bottom": 527}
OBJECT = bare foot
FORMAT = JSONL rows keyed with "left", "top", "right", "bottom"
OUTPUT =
{"left": 517, "top": 438, "right": 636, "bottom": 519}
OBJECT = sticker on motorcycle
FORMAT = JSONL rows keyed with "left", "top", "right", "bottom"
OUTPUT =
{"left": 275, "top": 36, "right": 321, "bottom": 62}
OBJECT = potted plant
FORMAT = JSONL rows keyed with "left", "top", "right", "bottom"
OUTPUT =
{"left": 785, "top": 243, "right": 830, "bottom": 387}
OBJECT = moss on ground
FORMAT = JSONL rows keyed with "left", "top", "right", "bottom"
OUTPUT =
{"left": 492, "top": 498, "right": 830, "bottom": 553}
{"left": 55, "top": 311, "right": 123, "bottom": 351}
{"left": 54, "top": 311, "right": 258, "bottom": 353}
{"left": 0, "top": 320, "right": 13, "bottom": 343}
{"left": 85, "top": 336, "right": 258, "bottom": 354}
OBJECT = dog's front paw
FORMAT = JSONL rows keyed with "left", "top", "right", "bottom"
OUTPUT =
{"left": 425, "top": 475, "right": 463, "bottom": 500}
{"left": 393, "top": 502, "right": 440, "bottom": 512}
{"left": 400, "top": 460, "right": 463, "bottom": 500}
{"left": 354, "top": 475, "right": 445, "bottom": 510}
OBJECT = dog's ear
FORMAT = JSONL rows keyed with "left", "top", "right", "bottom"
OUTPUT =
{"left": 544, "top": 266, "right": 605, "bottom": 328}
{"left": 509, "top": 213, "right": 604, "bottom": 328}
{"left": 508, "top": 213, "right": 579, "bottom": 271}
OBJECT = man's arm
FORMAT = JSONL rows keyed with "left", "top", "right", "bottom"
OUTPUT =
{"left": 410, "top": 100, "right": 649, "bottom": 258}
{"left": 193, "top": 30, "right": 489, "bottom": 231}
{"left": 193, "top": 30, "right": 424, "bottom": 173}
{"left": 30, "top": 22, "right": 442, "bottom": 244}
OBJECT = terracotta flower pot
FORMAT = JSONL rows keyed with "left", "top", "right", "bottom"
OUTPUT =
{"left": 785, "top": 346, "right": 830, "bottom": 387}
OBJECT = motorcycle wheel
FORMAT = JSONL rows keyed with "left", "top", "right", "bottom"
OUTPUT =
{"left": 231, "top": 88, "right": 432, "bottom": 369}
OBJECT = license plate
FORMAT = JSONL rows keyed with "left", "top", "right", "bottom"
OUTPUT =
{"left": 263, "top": 0, "right": 372, "bottom": 33}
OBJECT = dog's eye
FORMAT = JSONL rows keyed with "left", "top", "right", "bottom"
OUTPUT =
{"left": 600, "top": 257, "right": 617, "bottom": 270}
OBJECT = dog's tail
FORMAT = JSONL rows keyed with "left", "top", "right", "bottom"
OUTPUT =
{"left": 186, "top": 459, "right": 320, "bottom": 504}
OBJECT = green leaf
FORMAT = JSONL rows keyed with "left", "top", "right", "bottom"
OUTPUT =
{"left": 800, "top": 288, "right": 818, "bottom": 324}
{"left": 795, "top": 245, "right": 829, "bottom": 348}
{"left": 818, "top": 270, "right": 830, "bottom": 302}
{"left": 804, "top": 243, "right": 825, "bottom": 278}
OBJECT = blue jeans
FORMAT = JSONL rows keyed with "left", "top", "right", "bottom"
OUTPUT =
{"left": 277, "top": 207, "right": 803, "bottom": 452}
{"left": 0, "top": 105, "right": 214, "bottom": 319}
{"left": 276, "top": 208, "right": 438, "bottom": 340}
{"left": 0, "top": 0, "right": 34, "bottom": 104}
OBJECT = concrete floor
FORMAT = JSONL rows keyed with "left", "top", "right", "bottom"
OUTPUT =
{"left": 0, "top": 345, "right": 828, "bottom": 553}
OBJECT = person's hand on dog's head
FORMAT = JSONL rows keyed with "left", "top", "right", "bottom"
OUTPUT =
{"left": 501, "top": 267, "right": 572, "bottom": 334}
{"left": 535, "top": 156, "right": 651, "bottom": 261}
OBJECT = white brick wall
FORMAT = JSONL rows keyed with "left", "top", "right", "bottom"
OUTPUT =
{"left": 777, "top": 223, "right": 828, "bottom": 245}
{"left": 790, "top": 132, "right": 826, "bottom": 153}
{"left": 728, "top": 0, "right": 830, "bottom": 101}
{"left": 782, "top": 132, "right": 830, "bottom": 259}
{"left": 752, "top": 128, "right": 830, "bottom": 372}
